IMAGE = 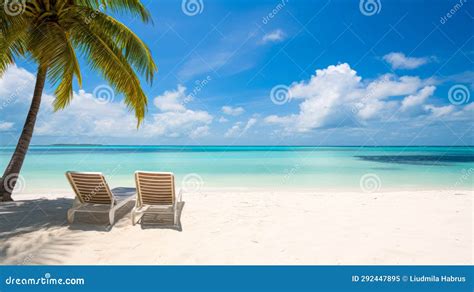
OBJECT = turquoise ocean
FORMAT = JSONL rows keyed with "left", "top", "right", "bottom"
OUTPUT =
{"left": 0, "top": 146, "right": 473, "bottom": 193}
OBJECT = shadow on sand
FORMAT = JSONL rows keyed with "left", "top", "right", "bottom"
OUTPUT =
{"left": 0, "top": 197, "right": 77, "bottom": 265}
{"left": 0, "top": 197, "right": 73, "bottom": 237}
{"left": 0, "top": 198, "right": 134, "bottom": 264}
{"left": 139, "top": 202, "right": 185, "bottom": 231}
{"left": 0, "top": 197, "right": 185, "bottom": 264}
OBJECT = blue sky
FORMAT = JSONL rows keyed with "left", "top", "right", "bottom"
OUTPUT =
{"left": 0, "top": 0, "right": 473, "bottom": 146}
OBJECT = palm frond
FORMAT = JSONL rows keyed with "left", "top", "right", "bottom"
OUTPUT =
{"left": 69, "top": 18, "right": 148, "bottom": 124}
{"left": 0, "top": 0, "right": 156, "bottom": 125}
{"left": 0, "top": 9, "right": 28, "bottom": 76}
{"left": 60, "top": 5, "right": 156, "bottom": 83}
{"left": 76, "top": 0, "right": 151, "bottom": 22}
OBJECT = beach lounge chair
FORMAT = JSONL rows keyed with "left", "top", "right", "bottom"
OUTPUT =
{"left": 66, "top": 171, "right": 135, "bottom": 225}
{"left": 132, "top": 171, "right": 182, "bottom": 226}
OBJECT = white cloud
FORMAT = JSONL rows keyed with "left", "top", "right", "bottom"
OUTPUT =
{"left": 453, "top": 102, "right": 474, "bottom": 119}
{"left": 383, "top": 52, "right": 430, "bottom": 70}
{"left": 140, "top": 85, "right": 213, "bottom": 138}
{"left": 153, "top": 85, "right": 188, "bottom": 112}
{"left": 143, "top": 109, "right": 212, "bottom": 138}
{"left": 2, "top": 64, "right": 471, "bottom": 144}
{"left": 218, "top": 116, "right": 229, "bottom": 123}
{"left": 0, "top": 65, "right": 214, "bottom": 140}
{"left": 261, "top": 29, "right": 285, "bottom": 44}
{"left": 190, "top": 125, "right": 210, "bottom": 139}
{"left": 265, "top": 64, "right": 366, "bottom": 131}
{"left": 0, "top": 121, "right": 13, "bottom": 131}
{"left": 225, "top": 123, "right": 241, "bottom": 137}
{"left": 0, "top": 65, "right": 36, "bottom": 108}
{"left": 423, "top": 102, "right": 473, "bottom": 122}
{"left": 264, "top": 115, "right": 290, "bottom": 124}
{"left": 423, "top": 104, "right": 455, "bottom": 118}
{"left": 222, "top": 105, "right": 244, "bottom": 116}
{"left": 363, "top": 74, "right": 424, "bottom": 100}
{"left": 35, "top": 90, "right": 138, "bottom": 137}
{"left": 401, "top": 86, "right": 436, "bottom": 111}
{"left": 244, "top": 118, "right": 257, "bottom": 130}
{"left": 264, "top": 63, "right": 461, "bottom": 133}
{"left": 225, "top": 117, "right": 257, "bottom": 137}
{"left": 34, "top": 84, "right": 212, "bottom": 139}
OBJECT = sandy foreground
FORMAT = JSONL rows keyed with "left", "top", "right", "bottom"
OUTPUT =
{"left": 0, "top": 188, "right": 472, "bottom": 265}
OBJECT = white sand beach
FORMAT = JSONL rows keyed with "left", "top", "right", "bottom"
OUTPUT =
{"left": 0, "top": 189, "right": 472, "bottom": 265}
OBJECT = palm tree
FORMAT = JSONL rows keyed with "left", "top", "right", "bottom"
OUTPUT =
{"left": 0, "top": 0, "right": 157, "bottom": 201}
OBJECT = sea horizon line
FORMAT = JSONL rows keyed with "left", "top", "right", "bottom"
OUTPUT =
{"left": 8, "top": 144, "right": 474, "bottom": 148}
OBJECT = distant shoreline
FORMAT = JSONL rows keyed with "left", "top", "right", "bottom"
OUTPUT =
{"left": 23, "top": 144, "right": 474, "bottom": 147}
{"left": 49, "top": 144, "right": 104, "bottom": 146}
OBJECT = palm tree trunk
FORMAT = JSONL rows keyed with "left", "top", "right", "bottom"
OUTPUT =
{"left": 0, "top": 65, "right": 47, "bottom": 202}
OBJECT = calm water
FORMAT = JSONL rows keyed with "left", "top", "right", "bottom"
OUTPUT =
{"left": 0, "top": 146, "right": 473, "bottom": 192}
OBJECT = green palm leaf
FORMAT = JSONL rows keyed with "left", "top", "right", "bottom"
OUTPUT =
{"left": 0, "top": 0, "right": 157, "bottom": 124}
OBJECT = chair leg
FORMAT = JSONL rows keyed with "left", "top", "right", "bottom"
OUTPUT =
{"left": 173, "top": 208, "right": 178, "bottom": 226}
{"left": 67, "top": 209, "right": 75, "bottom": 224}
{"left": 109, "top": 210, "right": 115, "bottom": 225}
{"left": 131, "top": 208, "right": 137, "bottom": 226}
{"left": 131, "top": 206, "right": 145, "bottom": 226}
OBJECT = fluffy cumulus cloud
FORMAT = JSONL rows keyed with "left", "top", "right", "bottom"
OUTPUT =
{"left": 190, "top": 125, "right": 210, "bottom": 139}
{"left": 222, "top": 105, "right": 244, "bottom": 116}
{"left": 2, "top": 64, "right": 472, "bottom": 144}
{"left": 36, "top": 84, "right": 213, "bottom": 139}
{"left": 0, "top": 65, "right": 213, "bottom": 140}
{"left": 35, "top": 90, "right": 138, "bottom": 138}
{"left": 146, "top": 85, "right": 213, "bottom": 138}
{"left": 153, "top": 85, "right": 187, "bottom": 112}
{"left": 383, "top": 52, "right": 430, "bottom": 70}
{"left": 0, "top": 65, "right": 38, "bottom": 127}
{"left": 225, "top": 117, "right": 257, "bottom": 137}
{"left": 265, "top": 63, "right": 470, "bottom": 133}
{"left": 261, "top": 29, "right": 285, "bottom": 44}
{"left": 400, "top": 85, "right": 436, "bottom": 111}
{"left": 0, "top": 65, "right": 36, "bottom": 105}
